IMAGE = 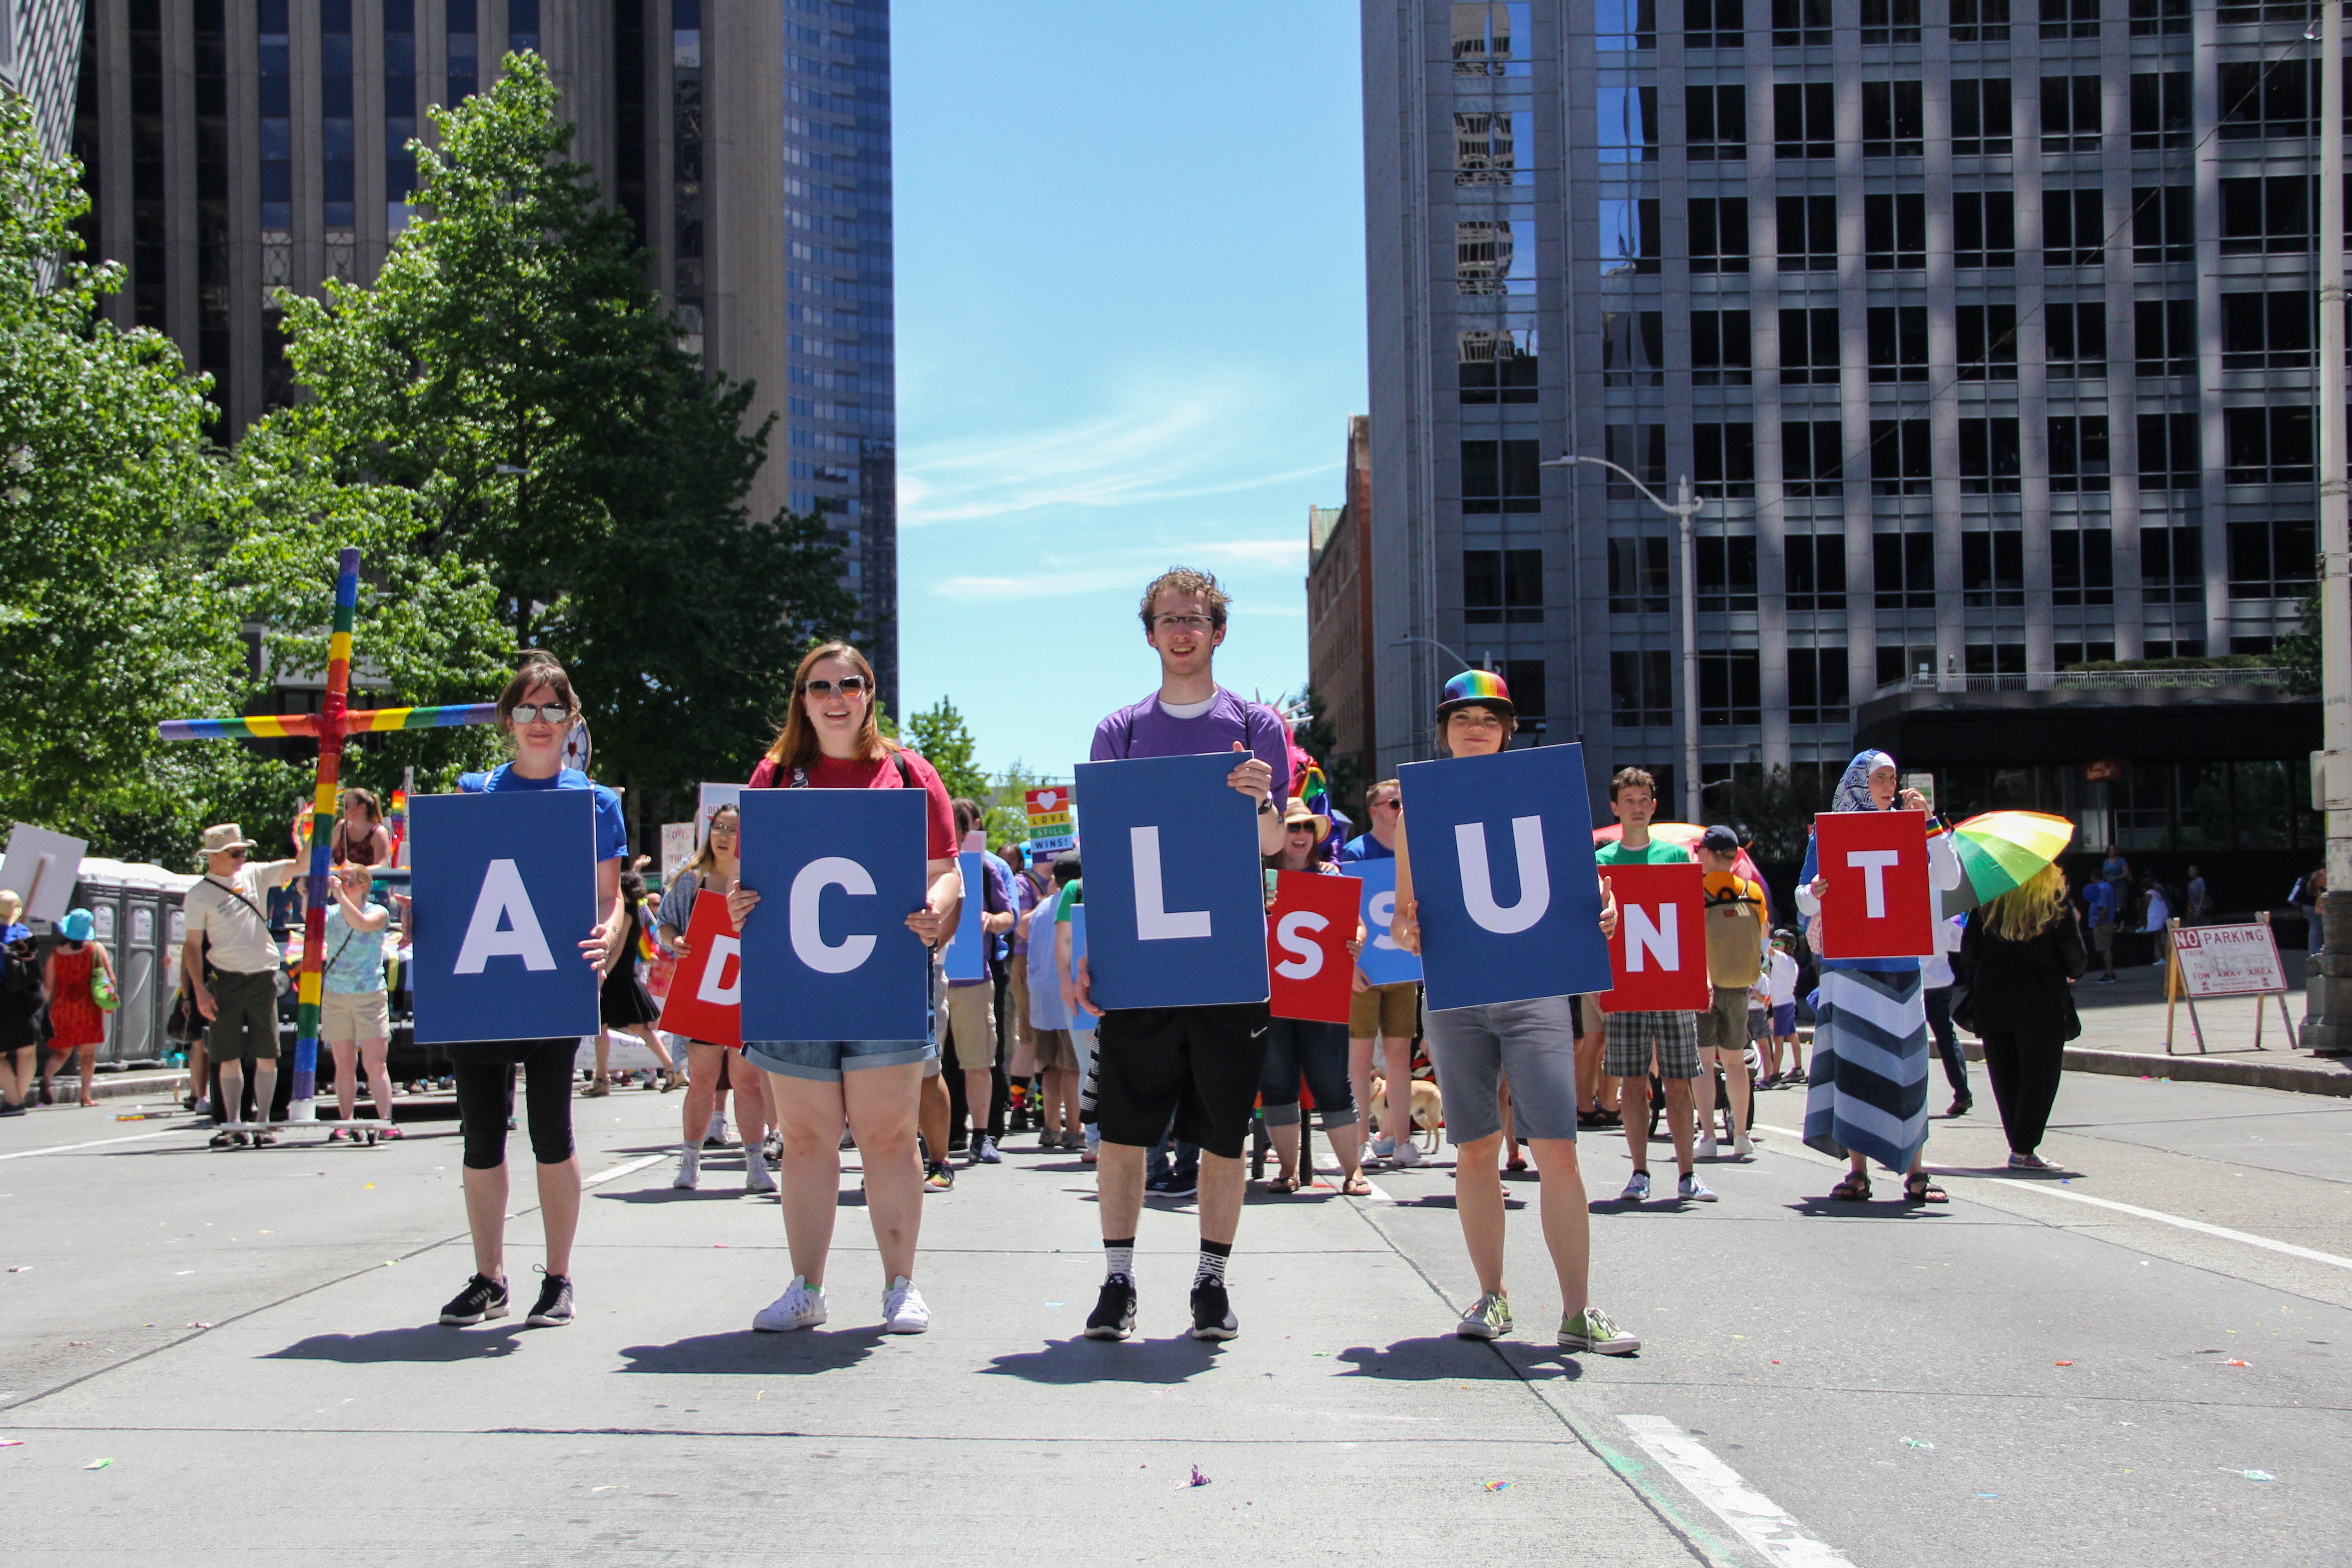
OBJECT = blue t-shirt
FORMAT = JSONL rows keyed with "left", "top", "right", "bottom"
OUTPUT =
{"left": 457, "top": 763, "right": 628, "bottom": 863}
{"left": 2084, "top": 879, "right": 2115, "bottom": 925}
{"left": 1337, "top": 832, "right": 1395, "bottom": 863}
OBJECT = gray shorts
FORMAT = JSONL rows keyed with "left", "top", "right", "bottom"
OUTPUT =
{"left": 1421, "top": 995, "right": 1579, "bottom": 1145}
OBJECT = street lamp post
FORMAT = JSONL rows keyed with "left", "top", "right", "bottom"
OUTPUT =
{"left": 1545, "top": 455, "right": 1705, "bottom": 823}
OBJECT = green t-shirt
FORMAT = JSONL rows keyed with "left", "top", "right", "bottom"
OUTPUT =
{"left": 1593, "top": 836, "right": 1694, "bottom": 867}
{"left": 1054, "top": 879, "right": 1084, "bottom": 921}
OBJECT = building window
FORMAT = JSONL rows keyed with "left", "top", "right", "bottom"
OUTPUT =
{"left": 1700, "top": 652, "right": 1762, "bottom": 726}
{"left": 1868, "top": 418, "right": 1931, "bottom": 495}
{"left": 1610, "top": 536, "right": 1671, "bottom": 612}
{"left": 1957, "top": 304, "right": 2019, "bottom": 380}
{"left": 2053, "top": 639, "right": 2118, "bottom": 666}
{"left": 1686, "top": 0, "right": 1744, "bottom": 50}
{"left": 1460, "top": 327, "right": 1539, "bottom": 403}
{"left": 2222, "top": 291, "right": 2314, "bottom": 370}
{"left": 1864, "top": 192, "right": 1925, "bottom": 269}
{"left": 1464, "top": 549, "right": 1544, "bottom": 624}
{"left": 1455, "top": 2, "right": 1531, "bottom": 69}
{"left": 2219, "top": 0, "right": 2313, "bottom": 19}
{"left": 1694, "top": 421, "right": 1758, "bottom": 497}
{"left": 1874, "top": 533, "right": 1936, "bottom": 609}
{"left": 2142, "top": 523, "right": 2205, "bottom": 604}
{"left": 1462, "top": 216, "right": 1540, "bottom": 291}
{"left": 1598, "top": 200, "right": 1660, "bottom": 275}
{"left": 1951, "top": 80, "right": 2012, "bottom": 157}
{"left": 2220, "top": 59, "right": 2312, "bottom": 141}
{"left": 2133, "top": 185, "right": 2194, "bottom": 263}
{"left": 1612, "top": 650, "right": 1676, "bottom": 727}
{"left": 2041, "top": 76, "right": 2102, "bottom": 153}
{"left": 2131, "top": 71, "right": 2191, "bottom": 150}
{"left": 1499, "top": 661, "right": 1548, "bottom": 720}
{"left": 2220, "top": 176, "right": 2311, "bottom": 255}
{"left": 1786, "top": 534, "right": 1847, "bottom": 610}
{"left": 1772, "top": 0, "right": 1830, "bottom": 45}
{"left": 1866, "top": 306, "right": 1927, "bottom": 382}
{"left": 387, "top": 0, "right": 418, "bottom": 232}
{"left": 1692, "top": 310, "right": 1752, "bottom": 385}
{"left": 1604, "top": 426, "right": 1667, "bottom": 495}
{"left": 260, "top": 0, "right": 294, "bottom": 408}
{"left": 2051, "top": 527, "right": 2114, "bottom": 605}
{"left": 1456, "top": 107, "right": 1529, "bottom": 185}
{"left": 323, "top": 0, "right": 355, "bottom": 231}
{"left": 508, "top": 0, "right": 540, "bottom": 54}
{"left": 1686, "top": 84, "right": 1746, "bottom": 161}
{"left": 1965, "top": 642, "right": 2028, "bottom": 681}
{"left": 1774, "top": 83, "right": 1834, "bottom": 158}
{"left": 2040, "top": 0, "right": 2099, "bottom": 38}
{"left": 1950, "top": 0, "right": 2011, "bottom": 41}
{"left": 1462, "top": 438, "right": 1545, "bottom": 513}
{"left": 1599, "top": 84, "right": 1661, "bottom": 162}
{"left": 1788, "top": 648, "right": 1851, "bottom": 725}
{"left": 1690, "top": 196, "right": 1750, "bottom": 273}
{"left": 1598, "top": 0, "right": 1660, "bottom": 50}
{"left": 2224, "top": 407, "right": 2316, "bottom": 485}
{"left": 2043, "top": 189, "right": 2105, "bottom": 268}
{"left": 1877, "top": 644, "right": 1937, "bottom": 686}
{"left": 1777, "top": 194, "right": 1837, "bottom": 270}
{"left": 1959, "top": 417, "right": 2022, "bottom": 492}
{"left": 448, "top": 0, "right": 479, "bottom": 102}
{"left": 1783, "top": 420, "right": 1845, "bottom": 497}
{"left": 1962, "top": 531, "right": 2025, "bottom": 607}
{"left": 2227, "top": 519, "right": 2316, "bottom": 600}
{"left": 2138, "top": 412, "right": 2199, "bottom": 490}
{"left": 1603, "top": 310, "right": 1665, "bottom": 386}
{"left": 1861, "top": 0, "right": 1921, "bottom": 44}
{"left": 129, "top": 0, "right": 162, "bottom": 328}
{"left": 1954, "top": 192, "right": 2016, "bottom": 268}
{"left": 615, "top": 0, "right": 647, "bottom": 246}
{"left": 2128, "top": 0, "right": 2188, "bottom": 33}
{"left": 1781, "top": 307, "right": 1840, "bottom": 385}
{"left": 195, "top": 0, "right": 231, "bottom": 410}
{"left": 674, "top": 0, "right": 704, "bottom": 344}
{"left": 2048, "top": 415, "right": 2110, "bottom": 492}
{"left": 2047, "top": 301, "right": 2107, "bottom": 378}
{"left": 1696, "top": 536, "right": 1759, "bottom": 611}
{"left": 1861, "top": 81, "right": 1924, "bottom": 157}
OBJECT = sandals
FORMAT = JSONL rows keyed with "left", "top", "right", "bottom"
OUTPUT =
{"left": 1829, "top": 1173, "right": 1872, "bottom": 1201}
{"left": 1342, "top": 1171, "right": 1374, "bottom": 1196}
{"left": 1904, "top": 1173, "right": 1949, "bottom": 1204}
{"left": 1263, "top": 1173, "right": 1303, "bottom": 1194}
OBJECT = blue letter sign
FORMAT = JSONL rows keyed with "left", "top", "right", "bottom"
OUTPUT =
{"left": 1072, "top": 752, "right": 1269, "bottom": 1010}
{"left": 409, "top": 789, "right": 601, "bottom": 1044}
{"left": 736, "top": 787, "right": 932, "bottom": 1043}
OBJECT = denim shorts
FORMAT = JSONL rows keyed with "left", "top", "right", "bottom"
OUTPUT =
{"left": 743, "top": 1036, "right": 938, "bottom": 1083}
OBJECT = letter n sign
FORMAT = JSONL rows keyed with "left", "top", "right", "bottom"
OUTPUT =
{"left": 1597, "top": 863, "right": 1708, "bottom": 1013}
{"left": 409, "top": 788, "right": 601, "bottom": 1044}
{"left": 1073, "top": 752, "right": 1269, "bottom": 1009}
{"left": 1813, "top": 811, "right": 1933, "bottom": 960}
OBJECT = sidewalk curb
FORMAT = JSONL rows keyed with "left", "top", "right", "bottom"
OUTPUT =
{"left": 1960, "top": 1040, "right": 2352, "bottom": 1098}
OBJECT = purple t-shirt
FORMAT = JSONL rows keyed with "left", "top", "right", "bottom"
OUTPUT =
{"left": 1090, "top": 687, "right": 1293, "bottom": 802}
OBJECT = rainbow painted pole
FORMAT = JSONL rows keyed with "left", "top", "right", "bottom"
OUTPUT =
{"left": 157, "top": 546, "right": 502, "bottom": 1122}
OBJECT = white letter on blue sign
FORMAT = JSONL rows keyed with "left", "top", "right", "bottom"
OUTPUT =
{"left": 791, "top": 857, "right": 877, "bottom": 975}
{"left": 1455, "top": 818, "right": 1550, "bottom": 936}
{"left": 1131, "top": 826, "right": 1210, "bottom": 941}
{"left": 453, "top": 859, "right": 558, "bottom": 974}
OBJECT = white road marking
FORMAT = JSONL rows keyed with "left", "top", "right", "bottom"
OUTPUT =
{"left": 1619, "top": 1414, "right": 1860, "bottom": 1568}
{"left": 0, "top": 1129, "right": 188, "bottom": 1161}
{"left": 581, "top": 1152, "right": 670, "bottom": 1188}
{"left": 1753, "top": 1121, "right": 2352, "bottom": 1274}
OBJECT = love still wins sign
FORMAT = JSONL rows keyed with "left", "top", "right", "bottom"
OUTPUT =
{"left": 408, "top": 789, "right": 601, "bottom": 1044}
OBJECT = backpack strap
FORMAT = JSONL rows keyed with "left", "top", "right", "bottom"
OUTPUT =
{"left": 895, "top": 752, "right": 913, "bottom": 787}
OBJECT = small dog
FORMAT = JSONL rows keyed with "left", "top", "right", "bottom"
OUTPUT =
{"left": 1366, "top": 1073, "right": 1444, "bottom": 1152}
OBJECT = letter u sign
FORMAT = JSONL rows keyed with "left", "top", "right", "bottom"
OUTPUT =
{"left": 1454, "top": 818, "right": 1550, "bottom": 934}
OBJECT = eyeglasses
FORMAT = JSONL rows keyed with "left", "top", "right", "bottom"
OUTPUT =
{"left": 1152, "top": 613, "right": 1215, "bottom": 633}
{"left": 801, "top": 676, "right": 871, "bottom": 697}
{"left": 510, "top": 703, "right": 572, "bottom": 725}
{"left": 223, "top": 847, "right": 250, "bottom": 860}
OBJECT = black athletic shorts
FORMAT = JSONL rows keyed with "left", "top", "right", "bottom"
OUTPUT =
{"left": 1092, "top": 1002, "right": 1272, "bottom": 1161}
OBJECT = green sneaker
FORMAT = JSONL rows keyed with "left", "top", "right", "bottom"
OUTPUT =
{"left": 1558, "top": 1305, "right": 1640, "bottom": 1355}
{"left": 1456, "top": 1291, "right": 1513, "bottom": 1340}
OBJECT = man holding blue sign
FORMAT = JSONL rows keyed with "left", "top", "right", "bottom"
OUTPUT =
{"left": 1389, "top": 671, "right": 1640, "bottom": 1356}
{"left": 1074, "top": 568, "right": 1289, "bottom": 1344}
{"left": 945, "top": 799, "right": 1016, "bottom": 1167}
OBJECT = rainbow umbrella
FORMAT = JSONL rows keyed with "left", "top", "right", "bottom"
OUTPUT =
{"left": 1594, "top": 822, "right": 1771, "bottom": 913}
{"left": 1946, "top": 810, "right": 2076, "bottom": 910}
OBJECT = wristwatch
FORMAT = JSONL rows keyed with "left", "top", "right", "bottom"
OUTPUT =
{"left": 1258, "top": 798, "right": 1277, "bottom": 815}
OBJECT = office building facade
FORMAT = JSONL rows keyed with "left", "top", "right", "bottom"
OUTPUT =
{"left": 1360, "top": 0, "right": 2328, "bottom": 846}
{"left": 62, "top": 0, "right": 898, "bottom": 710}
{"left": 1, "top": 0, "right": 83, "bottom": 159}
{"left": 1307, "top": 414, "right": 1379, "bottom": 793}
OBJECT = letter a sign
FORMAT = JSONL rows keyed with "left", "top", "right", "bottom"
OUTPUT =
{"left": 655, "top": 890, "right": 744, "bottom": 1049}
{"left": 1073, "top": 752, "right": 1269, "bottom": 1009}
{"left": 1596, "top": 863, "right": 1709, "bottom": 1013}
{"left": 409, "top": 788, "right": 601, "bottom": 1044}
{"left": 1813, "top": 811, "right": 1934, "bottom": 960}
{"left": 737, "top": 787, "right": 931, "bottom": 1043}
{"left": 1265, "top": 869, "right": 1362, "bottom": 1024}
{"left": 1398, "top": 742, "right": 1611, "bottom": 1011}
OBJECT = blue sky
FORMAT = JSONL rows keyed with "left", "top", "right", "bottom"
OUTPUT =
{"left": 890, "top": 1, "right": 1368, "bottom": 781}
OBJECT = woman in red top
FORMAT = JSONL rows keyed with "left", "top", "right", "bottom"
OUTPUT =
{"left": 43, "top": 907, "right": 114, "bottom": 1108}
{"left": 727, "top": 642, "right": 961, "bottom": 1337}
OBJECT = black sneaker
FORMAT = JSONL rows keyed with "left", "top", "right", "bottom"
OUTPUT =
{"left": 439, "top": 1273, "right": 509, "bottom": 1326}
{"left": 1160, "top": 1172, "right": 1199, "bottom": 1200}
{"left": 1188, "top": 1281, "right": 1238, "bottom": 1341}
{"left": 525, "top": 1271, "right": 574, "bottom": 1327}
{"left": 1084, "top": 1277, "right": 1137, "bottom": 1340}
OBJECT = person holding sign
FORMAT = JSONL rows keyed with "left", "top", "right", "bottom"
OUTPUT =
{"left": 727, "top": 642, "right": 960, "bottom": 1337}
{"left": 1257, "top": 798, "right": 1371, "bottom": 1195}
{"left": 1339, "top": 779, "right": 1424, "bottom": 1169}
{"left": 654, "top": 803, "right": 775, "bottom": 1193}
{"left": 1075, "top": 568, "right": 1290, "bottom": 1344}
{"left": 945, "top": 797, "right": 1017, "bottom": 1167}
{"left": 435, "top": 654, "right": 630, "bottom": 1330}
{"left": 1795, "top": 750, "right": 1962, "bottom": 1204}
{"left": 1695, "top": 825, "right": 1766, "bottom": 1162}
{"left": 1956, "top": 867, "right": 2088, "bottom": 1171}
{"left": 1388, "top": 672, "right": 1640, "bottom": 1355}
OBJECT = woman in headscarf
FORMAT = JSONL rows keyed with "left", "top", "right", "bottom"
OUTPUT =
{"left": 1795, "top": 750, "right": 1963, "bottom": 1203}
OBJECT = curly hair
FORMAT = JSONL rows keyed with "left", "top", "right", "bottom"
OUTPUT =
{"left": 1137, "top": 568, "right": 1231, "bottom": 633}
{"left": 1985, "top": 863, "right": 2070, "bottom": 942}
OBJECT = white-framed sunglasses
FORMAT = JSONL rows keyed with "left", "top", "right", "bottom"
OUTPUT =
{"left": 510, "top": 703, "right": 573, "bottom": 725}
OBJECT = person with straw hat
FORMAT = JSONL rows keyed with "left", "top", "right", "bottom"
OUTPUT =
{"left": 181, "top": 823, "right": 303, "bottom": 1147}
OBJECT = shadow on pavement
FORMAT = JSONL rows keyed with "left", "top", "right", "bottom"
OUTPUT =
{"left": 979, "top": 1336, "right": 1222, "bottom": 1385}
{"left": 1335, "top": 1337, "right": 1571, "bottom": 1380}
{"left": 1782, "top": 1196, "right": 1949, "bottom": 1218}
{"left": 266, "top": 1323, "right": 531, "bottom": 1362}
{"left": 616, "top": 1328, "right": 886, "bottom": 1376}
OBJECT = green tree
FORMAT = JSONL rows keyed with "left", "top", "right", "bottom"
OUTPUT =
{"left": 905, "top": 697, "right": 990, "bottom": 805}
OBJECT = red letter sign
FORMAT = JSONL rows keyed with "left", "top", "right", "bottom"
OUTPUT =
{"left": 655, "top": 890, "right": 743, "bottom": 1048}
{"left": 1597, "top": 863, "right": 1709, "bottom": 1013}
{"left": 1266, "top": 870, "right": 1361, "bottom": 1024}
{"left": 1813, "top": 811, "right": 1934, "bottom": 960}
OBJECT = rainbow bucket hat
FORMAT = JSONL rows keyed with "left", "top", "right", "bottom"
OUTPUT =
{"left": 1436, "top": 669, "right": 1515, "bottom": 722}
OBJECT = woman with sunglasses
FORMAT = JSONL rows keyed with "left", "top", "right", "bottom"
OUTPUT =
{"left": 656, "top": 802, "right": 775, "bottom": 1191}
{"left": 434, "top": 652, "right": 629, "bottom": 1331}
{"left": 725, "top": 642, "right": 960, "bottom": 1336}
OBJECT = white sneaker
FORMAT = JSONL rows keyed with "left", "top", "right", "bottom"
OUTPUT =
{"left": 752, "top": 1276, "right": 828, "bottom": 1333}
{"left": 1369, "top": 1136, "right": 1397, "bottom": 1162}
{"left": 672, "top": 1147, "right": 700, "bottom": 1190}
{"left": 1697, "top": 1132, "right": 1719, "bottom": 1160}
{"left": 745, "top": 1144, "right": 777, "bottom": 1193}
{"left": 882, "top": 1275, "right": 931, "bottom": 1333}
{"left": 1678, "top": 1172, "right": 1719, "bottom": 1203}
{"left": 1731, "top": 1133, "right": 1754, "bottom": 1159}
{"left": 1387, "top": 1139, "right": 1426, "bottom": 1168}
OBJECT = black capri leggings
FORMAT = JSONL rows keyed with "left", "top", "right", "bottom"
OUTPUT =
{"left": 1257, "top": 1018, "right": 1357, "bottom": 1130}
{"left": 452, "top": 1037, "right": 580, "bottom": 1171}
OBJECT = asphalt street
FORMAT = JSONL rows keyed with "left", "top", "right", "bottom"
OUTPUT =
{"left": 3, "top": 1063, "right": 2348, "bottom": 1566}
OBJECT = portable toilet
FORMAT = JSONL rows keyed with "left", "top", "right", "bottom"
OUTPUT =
{"left": 71, "top": 857, "right": 200, "bottom": 1066}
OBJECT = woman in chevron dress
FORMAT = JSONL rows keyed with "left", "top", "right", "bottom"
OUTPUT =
{"left": 1794, "top": 750, "right": 1963, "bottom": 1204}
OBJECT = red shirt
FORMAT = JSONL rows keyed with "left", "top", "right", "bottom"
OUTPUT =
{"left": 747, "top": 748, "right": 957, "bottom": 860}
